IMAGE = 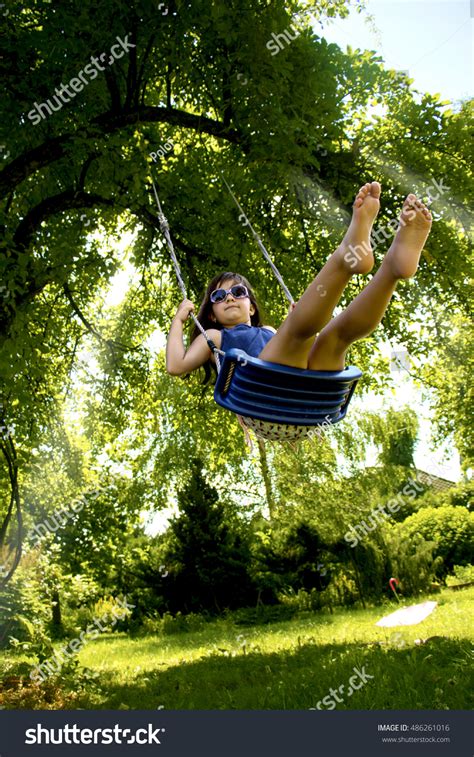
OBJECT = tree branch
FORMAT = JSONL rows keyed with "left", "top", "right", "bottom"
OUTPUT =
{"left": 77, "top": 154, "right": 99, "bottom": 191}
{"left": 0, "top": 107, "right": 241, "bottom": 199}
{"left": 104, "top": 67, "right": 122, "bottom": 113}
{"left": 13, "top": 189, "right": 114, "bottom": 251}
{"left": 63, "top": 282, "right": 139, "bottom": 353}
{"left": 136, "top": 35, "right": 157, "bottom": 107}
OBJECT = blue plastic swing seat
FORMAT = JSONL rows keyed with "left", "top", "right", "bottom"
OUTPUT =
{"left": 214, "top": 349, "right": 362, "bottom": 442}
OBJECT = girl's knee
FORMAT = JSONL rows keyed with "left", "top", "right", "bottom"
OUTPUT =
{"left": 312, "top": 327, "right": 350, "bottom": 362}
{"left": 308, "top": 340, "right": 347, "bottom": 371}
{"left": 284, "top": 314, "right": 317, "bottom": 342}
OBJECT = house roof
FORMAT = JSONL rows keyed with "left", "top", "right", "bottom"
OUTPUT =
{"left": 415, "top": 469, "right": 457, "bottom": 492}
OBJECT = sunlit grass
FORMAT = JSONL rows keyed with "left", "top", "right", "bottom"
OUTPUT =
{"left": 74, "top": 587, "right": 474, "bottom": 710}
{"left": 1, "top": 587, "right": 472, "bottom": 710}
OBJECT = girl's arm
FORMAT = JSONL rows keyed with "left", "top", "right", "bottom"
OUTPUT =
{"left": 166, "top": 299, "right": 221, "bottom": 376}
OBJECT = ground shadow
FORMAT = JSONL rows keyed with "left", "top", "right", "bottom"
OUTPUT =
{"left": 79, "top": 637, "right": 472, "bottom": 711}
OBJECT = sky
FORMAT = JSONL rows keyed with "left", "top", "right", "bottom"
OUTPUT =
{"left": 320, "top": 0, "right": 473, "bottom": 105}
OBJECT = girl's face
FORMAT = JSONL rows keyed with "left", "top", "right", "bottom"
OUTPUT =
{"left": 210, "top": 278, "right": 255, "bottom": 328}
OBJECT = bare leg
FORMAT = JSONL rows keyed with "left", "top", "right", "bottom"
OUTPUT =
{"left": 259, "top": 181, "right": 381, "bottom": 368}
{"left": 307, "top": 194, "right": 433, "bottom": 370}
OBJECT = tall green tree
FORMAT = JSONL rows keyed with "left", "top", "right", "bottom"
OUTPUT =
{"left": 163, "top": 459, "right": 256, "bottom": 613}
{"left": 1, "top": 0, "right": 471, "bottom": 583}
{"left": 421, "top": 311, "right": 473, "bottom": 472}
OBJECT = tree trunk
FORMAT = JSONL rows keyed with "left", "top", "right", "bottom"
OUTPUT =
{"left": 51, "top": 588, "right": 62, "bottom": 632}
{"left": 257, "top": 438, "right": 275, "bottom": 518}
{"left": 350, "top": 556, "right": 366, "bottom": 609}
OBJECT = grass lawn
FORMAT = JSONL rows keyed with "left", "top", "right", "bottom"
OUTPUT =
{"left": 1, "top": 587, "right": 473, "bottom": 710}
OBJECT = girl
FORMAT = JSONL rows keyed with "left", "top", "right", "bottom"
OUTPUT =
{"left": 166, "top": 182, "right": 432, "bottom": 382}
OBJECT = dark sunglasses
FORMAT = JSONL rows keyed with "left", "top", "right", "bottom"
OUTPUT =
{"left": 210, "top": 284, "right": 249, "bottom": 303}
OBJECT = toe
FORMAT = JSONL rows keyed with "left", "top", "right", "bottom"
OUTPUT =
{"left": 370, "top": 181, "right": 381, "bottom": 198}
{"left": 354, "top": 182, "right": 381, "bottom": 207}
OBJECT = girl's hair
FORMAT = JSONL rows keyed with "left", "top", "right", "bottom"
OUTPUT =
{"left": 189, "top": 272, "right": 264, "bottom": 384}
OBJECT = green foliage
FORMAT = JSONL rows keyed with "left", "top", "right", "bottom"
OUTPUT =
{"left": 421, "top": 312, "right": 474, "bottom": 471}
{"left": 139, "top": 611, "right": 210, "bottom": 636}
{"left": 362, "top": 408, "right": 418, "bottom": 468}
{"left": 71, "top": 595, "right": 133, "bottom": 635}
{"left": 447, "top": 481, "right": 474, "bottom": 509}
{"left": 396, "top": 506, "right": 474, "bottom": 579}
{"left": 259, "top": 521, "right": 332, "bottom": 594}
{"left": 384, "top": 529, "right": 441, "bottom": 596}
{"left": 410, "top": 480, "right": 473, "bottom": 512}
{"left": 445, "top": 564, "right": 474, "bottom": 586}
{"left": 270, "top": 408, "right": 422, "bottom": 549}
{"left": 279, "top": 585, "right": 334, "bottom": 613}
{"left": 0, "top": 555, "right": 51, "bottom": 651}
{"left": 162, "top": 460, "right": 257, "bottom": 613}
{"left": 319, "top": 566, "right": 359, "bottom": 608}
{"left": 332, "top": 538, "right": 388, "bottom": 602}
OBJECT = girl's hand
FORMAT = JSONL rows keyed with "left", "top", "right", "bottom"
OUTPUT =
{"left": 175, "top": 299, "right": 195, "bottom": 323}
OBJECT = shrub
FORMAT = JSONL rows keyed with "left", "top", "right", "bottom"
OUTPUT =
{"left": 279, "top": 586, "right": 338, "bottom": 613}
{"left": 446, "top": 564, "right": 474, "bottom": 586}
{"left": 139, "top": 611, "right": 210, "bottom": 635}
{"left": 409, "top": 481, "right": 473, "bottom": 512}
{"left": 448, "top": 482, "right": 474, "bottom": 510}
{"left": 385, "top": 528, "right": 442, "bottom": 595}
{"left": 0, "top": 558, "right": 50, "bottom": 650}
{"left": 397, "top": 506, "right": 474, "bottom": 578}
{"left": 225, "top": 604, "right": 297, "bottom": 626}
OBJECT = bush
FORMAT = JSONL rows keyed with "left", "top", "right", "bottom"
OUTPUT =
{"left": 139, "top": 611, "right": 210, "bottom": 635}
{"left": 323, "top": 566, "right": 359, "bottom": 607}
{"left": 330, "top": 539, "right": 388, "bottom": 603}
{"left": 397, "top": 506, "right": 474, "bottom": 578}
{"left": 279, "top": 586, "right": 338, "bottom": 613}
{"left": 225, "top": 603, "right": 297, "bottom": 626}
{"left": 410, "top": 481, "right": 473, "bottom": 512}
{"left": 446, "top": 564, "right": 474, "bottom": 586}
{"left": 448, "top": 482, "right": 474, "bottom": 510}
{"left": 385, "top": 528, "right": 442, "bottom": 595}
{"left": 0, "top": 557, "right": 50, "bottom": 650}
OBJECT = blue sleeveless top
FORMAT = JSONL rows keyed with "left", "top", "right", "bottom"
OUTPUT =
{"left": 220, "top": 324, "right": 274, "bottom": 358}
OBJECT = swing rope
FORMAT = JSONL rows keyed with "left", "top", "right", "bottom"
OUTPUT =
{"left": 151, "top": 148, "right": 296, "bottom": 376}
{"left": 218, "top": 172, "right": 295, "bottom": 306}
{"left": 150, "top": 178, "right": 225, "bottom": 372}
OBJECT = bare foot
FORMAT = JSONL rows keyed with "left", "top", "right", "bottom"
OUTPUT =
{"left": 339, "top": 181, "right": 381, "bottom": 274}
{"left": 384, "top": 194, "right": 432, "bottom": 279}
